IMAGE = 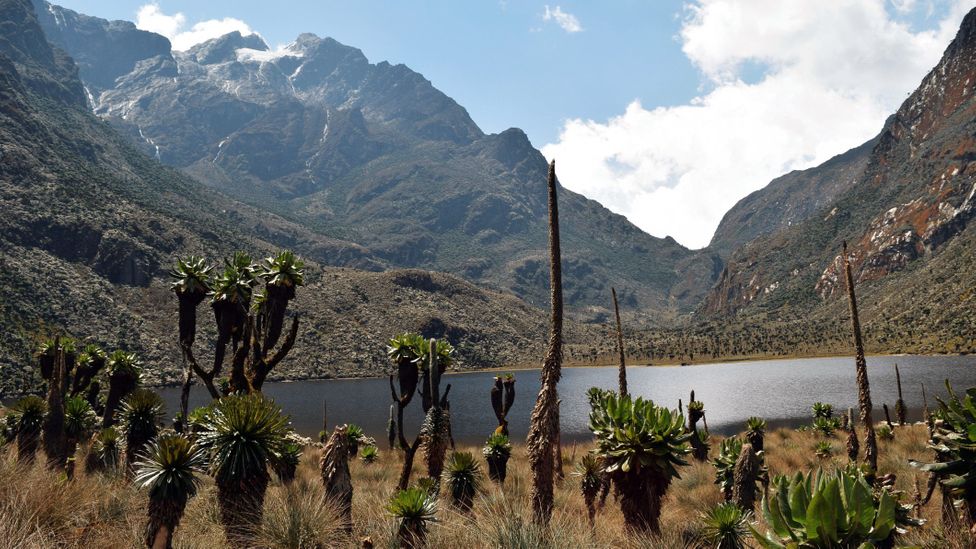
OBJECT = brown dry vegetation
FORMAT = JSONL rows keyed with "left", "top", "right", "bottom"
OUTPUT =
{"left": 0, "top": 422, "right": 968, "bottom": 548}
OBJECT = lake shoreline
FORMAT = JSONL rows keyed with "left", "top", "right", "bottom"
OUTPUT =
{"left": 189, "top": 350, "right": 966, "bottom": 388}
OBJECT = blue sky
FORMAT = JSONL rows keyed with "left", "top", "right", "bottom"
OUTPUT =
{"left": 52, "top": 1, "right": 702, "bottom": 146}
{"left": 51, "top": 1, "right": 976, "bottom": 248}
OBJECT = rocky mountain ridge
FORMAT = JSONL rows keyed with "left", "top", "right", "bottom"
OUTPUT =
{"left": 33, "top": 0, "right": 720, "bottom": 320}
{"left": 700, "top": 7, "right": 976, "bottom": 348}
{"left": 0, "top": 0, "right": 593, "bottom": 397}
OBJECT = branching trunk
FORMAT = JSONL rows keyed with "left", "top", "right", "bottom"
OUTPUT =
{"left": 843, "top": 242, "right": 877, "bottom": 477}
{"left": 527, "top": 159, "right": 563, "bottom": 527}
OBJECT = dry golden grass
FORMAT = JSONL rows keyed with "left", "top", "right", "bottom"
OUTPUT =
{"left": 0, "top": 423, "right": 967, "bottom": 548}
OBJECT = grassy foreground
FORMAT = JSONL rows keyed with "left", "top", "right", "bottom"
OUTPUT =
{"left": 0, "top": 423, "right": 964, "bottom": 548}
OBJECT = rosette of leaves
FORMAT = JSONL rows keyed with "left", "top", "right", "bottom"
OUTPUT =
{"left": 444, "top": 451, "right": 482, "bottom": 511}
{"left": 589, "top": 391, "right": 691, "bottom": 532}
{"left": 910, "top": 382, "right": 976, "bottom": 528}
{"left": 745, "top": 416, "right": 767, "bottom": 452}
{"left": 256, "top": 251, "right": 304, "bottom": 350}
{"left": 361, "top": 445, "right": 379, "bottom": 465}
{"left": 713, "top": 437, "right": 744, "bottom": 501}
{"left": 416, "top": 339, "right": 455, "bottom": 412}
{"left": 169, "top": 256, "right": 213, "bottom": 347}
{"left": 10, "top": 395, "right": 47, "bottom": 463}
{"left": 700, "top": 502, "right": 752, "bottom": 549}
{"left": 134, "top": 434, "right": 206, "bottom": 548}
{"left": 812, "top": 402, "right": 834, "bottom": 420}
{"left": 813, "top": 416, "right": 842, "bottom": 438}
{"left": 387, "top": 333, "right": 426, "bottom": 407}
{"left": 574, "top": 453, "right": 604, "bottom": 525}
{"left": 346, "top": 424, "right": 366, "bottom": 457}
{"left": 814, "top": 441, "right": 834, "bottom": 459}
{"left": 387, "top": 487, "right": 438, "bottom": 548}
{"left": 119, "top": 389, "right": 165, "bottom": 474}
{"left": 482, "top": 433, "right": 512, "bottom": 484}
{"left": 86, "top": 427, "right": 121, "bottom": 473}
{"left": 103, "top": 351, "right": 141, "bottom": 428}
{"left": 750, "top": 467, "right": 912, "bottom": 548}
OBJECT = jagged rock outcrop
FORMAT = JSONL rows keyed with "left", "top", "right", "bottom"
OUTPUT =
{"left": 32, "top": 1, "right": 719, "bottom": 318}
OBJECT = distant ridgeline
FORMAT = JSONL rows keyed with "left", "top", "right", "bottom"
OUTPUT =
{"left": 1, "top": 0, "right": 975, "bottom": 397}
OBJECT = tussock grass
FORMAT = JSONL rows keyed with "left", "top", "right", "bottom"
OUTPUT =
{"left": 0, "top": 423, "right": 960, "bottom": 548}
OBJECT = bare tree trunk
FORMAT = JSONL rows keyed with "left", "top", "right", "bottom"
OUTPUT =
{"left": 612, "top": 288, "right": 627, "bottom": 397}
{"left": 527, "top": 159, "right": 563, "bottom": 527}
{"left": 846, "top": 407, "right": 859, "bottom": 462}
{"left": 321, "top": 426, "right": 353, "bottom": 534}
{"left": 894, "top": 364, "right": 907, "bottom": 425}
{"left": 732, "top": 443, "right": 760, "bottom": 511}
{"left": 843, "top": 242, "right": 877, "bottom": 478}
{"left": 554, "top": 399, "right": 564, "bottom": 480}
{"left": 42, "top": 342, "right": 67, "bottom": 470}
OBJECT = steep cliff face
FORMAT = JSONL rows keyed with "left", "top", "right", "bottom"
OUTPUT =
{"left": 0, "top": 0, "right": 581, "bottom": 397}
{"left": 32, "top": 1, "right": 719, "bottom": 318}
{"left": 701, "top": 7, "right": 976, "bottom": 321}
{"left": 708, "top": 138, "right": 874, "bottom": 258}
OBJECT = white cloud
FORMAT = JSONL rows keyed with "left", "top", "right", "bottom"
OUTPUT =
{"left": 543, "top": 5, "right": 583, "bottom": 33}
{"left": 543, "top": 0, "right": 974, "bottom": 249}
{"left": 135, "top": 4, "right": 256, "bottom": 51}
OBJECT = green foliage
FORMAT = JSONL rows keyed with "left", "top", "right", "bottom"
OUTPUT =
{"left": 78, "top": 344, "right": 107, "bottom": 365}
{"left": 588, "top": 391, "right": 691, "bottom": 476}
{"left": 911, "top": 382, "right": 976, "bottom": 511}
{"left": 387, "top": 486, "right": 438, "bottom": 531}
{"left": 386, "top": 332, "right": 426, "bottom": 364}
{"left": 415, "top": 338, "right": 455, "bottom": 371}
{"left": 10, "top": 395, "right": 47, "bottom": 432}
{"left": 482, "top": 433, "right": 512, "bottom": 460}
{"left": 699, "top": 502, "right": 752, "bottom": 549}
{"left": 745, "top": 416, "right": 767, "bottom": 435}
{"left": 751, "top": 467, "right": 906, "bottom": 548}
{"left": 812, "top": 402, "right": 834, "bottom": 420}
{"left": 106, "top": 350, "right": 141, "bottom": 379}
{"left": 814, "top": 441, "right": 834, "bottom": 459}
{"left": 134, "top": 434, "right": 206, "bottom": 502}
{"left": 360, "top": 445, "right": 378, "bottom": 464}
{"left": 813, "top": 416, "right": 842, "bottom": 438}
{"left": 445, "top": 451, "right": 482, "bottom": 508}
{"left": 345, "top": 424, "right": 365, "bottom": 445}
{"left": 210, "top": 263, "right": 255, "bottom": 306}
{"left": 259, "top": 251, "right": 305, "bottom": 289}
{"left": 186, "top": 404, "right": 213, "bottom": 432}
{"left": 169, "top": 256, "right": 213, "bottom": 296}
{"left": 90, "top": 427, "right": 121, "bottom": 470}
{"left": 876, "top": 424, "right": 894, "bottom": 441}
{"left": 63, "top": 396, "right": 97, "bottom": 439}
{"left": 574, "top": 453, "right": 604, "bottom": 498}
{"left": 586, "top": 387, "right": 613, "bottom": 412}
{"left": 713, "top": 437, "right": 743, "bottom": 496}
{"left": 196, "top": 394, "right": 291, "bottom": 484}
{"left": 119, "top": 389, "right": 165, "bottom": 438}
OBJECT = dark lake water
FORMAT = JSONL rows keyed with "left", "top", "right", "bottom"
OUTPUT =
{"left": 154, "top": 355, "right": 975, "bottom": 445}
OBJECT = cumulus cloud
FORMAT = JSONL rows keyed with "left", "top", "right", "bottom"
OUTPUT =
{"left": 542, "top": 0, "right": 974, "bottom": 249}
{"left": 543, "top": 5, "right": 583, "bottom": 33}
{"left": 136, "top": 4, "right": 256, "bottom": 51}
